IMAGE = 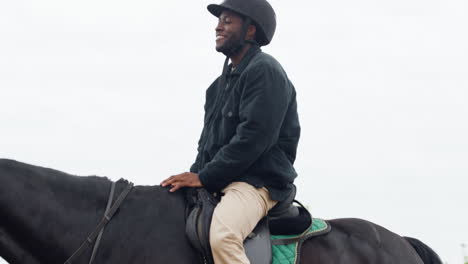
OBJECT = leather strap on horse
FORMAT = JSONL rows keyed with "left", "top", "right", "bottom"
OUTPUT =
{"left": 64, "top": 181, "right": 134, "bottom": 264}
{"left": 88, "top": 180, "right": 116, "bottom": 264}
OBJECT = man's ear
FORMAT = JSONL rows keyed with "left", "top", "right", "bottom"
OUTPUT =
{"left": 246, "top": 24, "right": 257, "bottom": 41}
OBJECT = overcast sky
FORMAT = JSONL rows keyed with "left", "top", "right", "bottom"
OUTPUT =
{"left": 1, "top": 0, "right": 467, "bottom": 263}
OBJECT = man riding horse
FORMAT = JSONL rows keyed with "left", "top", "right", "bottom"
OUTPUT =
{"left": 0, "top": 1, "right": 444, "bottom": 263}
{"left": 161, "top": 0, "right": 300, "bottom": 263}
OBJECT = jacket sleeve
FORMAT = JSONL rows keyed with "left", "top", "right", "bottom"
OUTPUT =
{"left": 198, "top": 64, "right": 292, "bottom": 192}
{"left": 189, "top": 131, "right": 203, "bottom": 173}
{"left": 190, "top": 79, "right": 219, "bottom": 173}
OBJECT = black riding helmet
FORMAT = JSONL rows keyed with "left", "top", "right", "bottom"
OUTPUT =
{"left": 208, "top": 0, "right": 277, "bottom": 93}
{"left": 207, "top": 0, "right": 277, "bottom": 46}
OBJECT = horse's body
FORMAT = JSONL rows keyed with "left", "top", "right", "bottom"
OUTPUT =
{"left": 0, "top": 159, "right": 441, "bottom": 264}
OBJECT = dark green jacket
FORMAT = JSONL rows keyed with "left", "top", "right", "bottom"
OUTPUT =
{"left": 190, "top": 45, "right": 300, "bottom": 202}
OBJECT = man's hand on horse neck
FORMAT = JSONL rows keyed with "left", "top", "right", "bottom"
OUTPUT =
{"left": 160, "top": 172, "right": 203, "bottom": 192}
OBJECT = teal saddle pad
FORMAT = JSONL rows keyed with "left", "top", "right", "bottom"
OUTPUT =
{"left": 271, "top": 218, "right": 330, "bottom": 264}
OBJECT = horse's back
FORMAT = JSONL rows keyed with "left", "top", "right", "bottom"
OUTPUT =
{"left": 299, "top": 218, "right": 424, "bottom": 264}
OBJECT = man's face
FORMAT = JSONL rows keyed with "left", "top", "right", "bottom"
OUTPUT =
{"left": 215, "top": 11, "right": 244, "bottom": 54}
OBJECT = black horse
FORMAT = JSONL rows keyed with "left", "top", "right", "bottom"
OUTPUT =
{"left": 0, "top": 159, "right": 442, "bottom": 264}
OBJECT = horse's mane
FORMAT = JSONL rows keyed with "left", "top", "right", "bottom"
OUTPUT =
{"left": 0, "top": 158, "right": 111, "bottom": 182}
{"left": 0, "top": 158, "right": 173, "bottom": 197}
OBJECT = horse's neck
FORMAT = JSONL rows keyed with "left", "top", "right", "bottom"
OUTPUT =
{"left": 0, "top": 159, "right": 111, "bottom": 263}
{"left": 0, "top": 227, "right": 41, "bottom": 264}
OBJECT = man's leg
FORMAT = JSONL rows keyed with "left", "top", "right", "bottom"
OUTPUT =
{"left": 209, "top": 182, "right": 277, "bottom": 264}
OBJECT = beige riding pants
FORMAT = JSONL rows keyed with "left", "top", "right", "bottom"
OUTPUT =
{"left": 210, "top": 182, "right": 277, "bottom": 264}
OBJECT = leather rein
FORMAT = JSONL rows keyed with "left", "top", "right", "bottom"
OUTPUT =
{"left": 64, "top": 181, "right": 134, "bottom": 264}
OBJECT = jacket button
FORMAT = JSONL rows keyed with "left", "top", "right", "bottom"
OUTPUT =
{"left": 227, "top": 111, "right": 233, "bottom": 117}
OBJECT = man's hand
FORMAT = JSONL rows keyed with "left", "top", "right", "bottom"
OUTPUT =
{"left": 160, "top": 172, "right": 203, "bottom": 192}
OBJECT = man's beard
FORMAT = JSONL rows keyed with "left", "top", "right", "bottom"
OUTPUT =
{"left": 216, "top": 32, "right": 244, "bottom": 56}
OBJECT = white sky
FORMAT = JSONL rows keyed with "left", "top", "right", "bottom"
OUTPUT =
{"left": 0, "top": 0, "right": 467, "bottom": 263}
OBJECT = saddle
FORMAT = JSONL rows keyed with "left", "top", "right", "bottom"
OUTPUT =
{"left": 185, "top": 185, "right": 314, "bottom": 264}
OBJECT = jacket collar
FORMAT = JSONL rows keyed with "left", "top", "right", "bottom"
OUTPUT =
{"left": 228, "top": 45, "right": 261, "bottom": 77}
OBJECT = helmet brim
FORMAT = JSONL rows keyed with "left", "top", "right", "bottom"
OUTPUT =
{"left": 207, "top": 4, "right": 226, "bottom": 17}
{"left": 208, "top": 4, "right": 245, "bottom": 18}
